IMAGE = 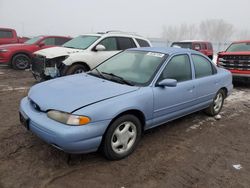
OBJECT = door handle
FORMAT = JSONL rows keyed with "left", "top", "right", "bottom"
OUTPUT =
{"left": 188, "top": 86, "right": 195, "bottom": 92}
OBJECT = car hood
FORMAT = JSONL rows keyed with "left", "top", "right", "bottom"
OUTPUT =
{"left": 28, "top": 73, "right": 139, "bottom": 113}
{"left": 0, "top": 43, "right": 31, "bottom": 49}
{"left": 34, "top": 46, "right": 84, "bottom": 59}
{"left": 218, "top": 51, "right": 250, "bottom": 56}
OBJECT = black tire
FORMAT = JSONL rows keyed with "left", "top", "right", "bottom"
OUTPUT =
{"left": 102, "top": 114, "right": 142, "bottom": 160}
{"left": 12, "top": 54, "right": 31, "bottom": 70}
{"left": 66, "top": 64, "right": 89, "bottom": 75}
{"left": 204, "top": 89, "right": 225, "bottom": 116}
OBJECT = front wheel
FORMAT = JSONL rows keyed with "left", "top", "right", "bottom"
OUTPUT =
{"left": 12, "top": 54, "right": 31, "bottom": 70}
{"left": 205, "top": 89, "right": 225, "bottom": 116}
{"left": 66, "top": 64, "right": 89, "bottom": 75}
{"left": 102, "top": 115, "right": 142, "bottom": 160}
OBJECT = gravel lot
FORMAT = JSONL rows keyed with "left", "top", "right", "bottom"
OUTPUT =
{"left": 0, "top": 66, "right": 250, "bottom": 188}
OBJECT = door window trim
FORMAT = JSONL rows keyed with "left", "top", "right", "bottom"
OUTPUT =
{"left": 155, "top": 53, "right": 193, "bottom": 85}
{"left": 191, "top": 53, "right": 217, "bottom": 79}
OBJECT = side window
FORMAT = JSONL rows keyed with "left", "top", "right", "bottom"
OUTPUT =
{"left": 0, "top": 30, "right": 13, "bottom": 38}
{"left": 192, "top": 54, "right": 213, "bottom": 78}
{"left": 55, "top": 37, "right": 70, "bottom": 45}
{"left": 201, "top": 43, "right": 207, "bottom": 50}
{"left": 117, "top": 37, "right": 136, "bottom": 50}
{"left": 160, "top": 54, "right": 192, "bottom": 82}
{"left": 42, "top": 38, "right": 56, "bottom": 45}
{"left": 99, "top": 37, "right": 118, "bottom": 51}
{"left": 136, "top": 38, "right": 150, "bottom": 47}
{"left": 207, "top": 43, "right": 213, "bottom": 50}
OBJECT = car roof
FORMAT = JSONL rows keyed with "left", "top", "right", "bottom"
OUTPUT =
{"left": 232, "top": 40, "right": 250, "bottom": 44}
{"left": 128, "top": 47, "right": 198, "bottom": 55}
{"left": 174, "top": 40, "right": 211, "bottom": 43}
{"left": 79, "top": 32, "right": 149, "bottom": 41}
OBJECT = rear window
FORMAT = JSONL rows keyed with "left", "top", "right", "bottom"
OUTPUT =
{"left": 0, "top": 30, "right": 13, "bottom": 38}
{"left": 136, "top": 38, "right": 150, "bottom": 47}
{"left": 171, "top": 42, "right": 192, "bottom": 49}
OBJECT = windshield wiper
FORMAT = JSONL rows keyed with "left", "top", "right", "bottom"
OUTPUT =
{"left": 64, "top": 46, "right": 77, "bottom": 49}
{"left": 88, "top": 68, "right": 106, "bottom": 79}
{"left": 101, "top": 72, "right": 134, "bottom": 86}
{"left": 94, "top": 68, "right": 105, "bottom": 79}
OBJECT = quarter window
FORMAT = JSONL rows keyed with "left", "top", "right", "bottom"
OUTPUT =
{"left": 160, "top": 54, "right": 192, "bottom": 82}
{"left": 99, "top": 37, "right": 118, "bottom": 51}
{"left": 192, "top": 54, "right": 213, "bottom": 78}
{"left": 136, "top": 38, "right": 150, "bottom": 47}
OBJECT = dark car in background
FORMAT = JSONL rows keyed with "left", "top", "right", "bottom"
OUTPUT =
{"left": 217, "top": 40, "right": 250, "bottom": 80}
{"left": 171, "top": 40, "right": 213, "bottom": 60}
{"left": 0, "top": 35, "right": 72, "bottom": 70}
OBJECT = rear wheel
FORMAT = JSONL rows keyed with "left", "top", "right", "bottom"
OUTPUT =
{"left": 12, "top": 54, "right": 30, "bottom": 70}
{"left": 66, "top": 64, "right": 89, "bottom": 75}
{"left": 205, "top": 89, "right": 225, "bottom": 116}
{"left": 102, "top": 114, "right": 142, "bottom": 160}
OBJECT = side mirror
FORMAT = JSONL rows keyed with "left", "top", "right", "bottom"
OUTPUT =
{"left": 95, "top": 44, "right": 106, "bottom": 51}
{"left": 194, "top": 46, "right": 201, "bottom": 51}
{"left": 38, "top": 42, "right": 45, "bottom": 47}
{"left": 157, "top": 79, "right": 177, "bottom": 87}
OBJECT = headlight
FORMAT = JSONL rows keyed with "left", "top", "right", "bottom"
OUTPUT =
{"left": 0, "top": 49, "right": 8, "bottom": 53}
{"left": 47, "top": 110, "right": 91, "bottom": 126}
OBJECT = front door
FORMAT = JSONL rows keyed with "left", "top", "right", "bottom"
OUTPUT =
{"left": 153, "top": 54, "right": 195, "bottom": 127}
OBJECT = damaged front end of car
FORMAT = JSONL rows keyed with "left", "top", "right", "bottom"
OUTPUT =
{"left": 31, "top": 55, "right": 68, "bottom": 81}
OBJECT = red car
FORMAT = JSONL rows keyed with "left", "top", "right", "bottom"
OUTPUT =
{"left": 0, "top": 28, "right": 29, "bottom": 45}
{"left": 171, "top": 40, "right": 214, "bottom": 60}
{"left": 0, "top": 35, "right": 72, "bottom": 70}
{"left": 217, "top": 40, "right": 250, "bottom": 80}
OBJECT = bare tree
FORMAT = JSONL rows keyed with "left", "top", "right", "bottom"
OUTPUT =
{"left": 236, "top": 29, "right": 250, "bottom": 40}
{"left": 162, "top": 25, "right": 179, "bottom": 42}
{"left": 199, "top": 19, "right": 234, "bottom": 42}
{"left": 162, "top": 23, "right": 198, "bottom": 42}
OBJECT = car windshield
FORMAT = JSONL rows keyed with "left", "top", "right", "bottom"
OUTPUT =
{"left": 91, "top": 50, "right": 167, "bottom": 86}
{"left": 171, "top": 42, "right": 192, "bottom": 49}
{"left": 24, "top": 36, "right": 43, "bottom": 44}
{"left": 226, "top": 42, "right": 250, "bottom": 52}
{"left": 63, "top": 35, "right": 100, "bottom": 49}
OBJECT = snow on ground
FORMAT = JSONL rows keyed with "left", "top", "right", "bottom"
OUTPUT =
{"left": 226, "top": 89, "right": 250, "bottom": 102}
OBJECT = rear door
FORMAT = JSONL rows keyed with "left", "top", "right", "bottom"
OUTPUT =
{"left": 152, "top": 54, "right": 195, "bottom": 126}
{"left": 191, "top": 54, "right": 219, "bottom": 107}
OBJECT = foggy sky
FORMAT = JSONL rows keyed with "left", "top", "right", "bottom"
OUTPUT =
{"left": 0, "top": 0, "right": 249, "bottom": 38}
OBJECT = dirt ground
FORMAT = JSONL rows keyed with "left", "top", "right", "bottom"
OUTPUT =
{"left": 0, "top": 66, "right": 250, "bottom": 188}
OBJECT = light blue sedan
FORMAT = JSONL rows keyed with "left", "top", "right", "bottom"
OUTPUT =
{"left": 19, "top": 47, "right": 233, "bottom": 160}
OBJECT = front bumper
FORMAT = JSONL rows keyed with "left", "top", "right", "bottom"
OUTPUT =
{"left": 19, "top": 97, "right": 111, "bottom": 154}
